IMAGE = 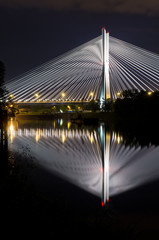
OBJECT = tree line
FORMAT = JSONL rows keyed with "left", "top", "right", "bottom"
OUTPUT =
{"left": 0, "top": 61, "right": 14, "bottom": 117}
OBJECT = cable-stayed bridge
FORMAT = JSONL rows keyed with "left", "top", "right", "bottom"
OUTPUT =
{"left": 5, "top": 28, "right": 159, "bottom": 103}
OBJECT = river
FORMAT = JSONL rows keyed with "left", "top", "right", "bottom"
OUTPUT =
{"left": 1, "top": 116, "right": 159, "bottom": 238}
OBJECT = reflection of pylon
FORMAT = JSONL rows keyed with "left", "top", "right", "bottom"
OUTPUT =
{"left": 99, "top": 123, "right": 110, "bottom": 206}
{"left": 100, "top": 28, "right": 110, "bottom": 107}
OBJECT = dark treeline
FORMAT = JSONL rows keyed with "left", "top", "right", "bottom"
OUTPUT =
{"left": 0, "top": 60, "right": 15, "bottom": 118}
{"left": 107, "top": 89, "right": 159, "bottom": 116}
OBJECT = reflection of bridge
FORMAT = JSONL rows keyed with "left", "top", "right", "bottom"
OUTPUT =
{"left": 5, "top": 28, "right": 159, "bottom": 103}
{"left": 8, "top": 118, "right": 159, "bottom": 206}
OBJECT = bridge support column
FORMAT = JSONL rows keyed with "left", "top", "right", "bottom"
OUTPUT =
{"left": 100, "top": 28, "right": 110, "bottom": 107}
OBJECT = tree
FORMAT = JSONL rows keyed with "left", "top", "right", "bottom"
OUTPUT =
{"left": 0, "top": 61, "right": 14, "bottom": 116}
{"left": 85, "top": 100, "right": 100, "bottom": 112}
{"left": 0, "top": 61, "right": 7, "bottom": 111}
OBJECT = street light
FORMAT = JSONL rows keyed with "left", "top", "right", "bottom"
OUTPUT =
{"left": 148, "top": 91, "right": 152, "bottom": 96}
{"left": 35, "top": 93, "right": 39, "bottom": 98}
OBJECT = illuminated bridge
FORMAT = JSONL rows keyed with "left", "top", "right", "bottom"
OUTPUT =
{"left": 5, "top": 28, "right": 159, "bottom": 104}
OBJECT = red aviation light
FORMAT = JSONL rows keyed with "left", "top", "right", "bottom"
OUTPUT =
{"left": 102, "top": 27, "right": 105, "bottom": 30}
{"left": 106, "top": 198, "right": 109, "bottom": 203}
{"left": 101, "top": 202, "right": 104, "bottom": 207}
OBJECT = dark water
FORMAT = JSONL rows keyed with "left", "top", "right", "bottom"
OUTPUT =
{"left": 1, "top": 117, "right": 159, "bottom": 239}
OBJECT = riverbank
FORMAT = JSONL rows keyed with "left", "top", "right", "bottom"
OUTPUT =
{"left": 15, "top": 110, "right": 159, "bottom": 125}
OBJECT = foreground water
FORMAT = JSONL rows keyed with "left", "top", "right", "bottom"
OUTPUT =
{"left": 1, "top": 117, "right": 159, "bottom": 238}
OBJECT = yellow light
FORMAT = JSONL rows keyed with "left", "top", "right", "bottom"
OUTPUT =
{"left": 10, "top": 104, "right": 13, "bottom": 108}
{"left": 148, "top": 91, "right": 152, "bottom": 96}
{"left": 117, "top": 92, "right": 120, "bottom": 96}
{"left": 67, "top": 105, "right": 71, "bottom": 109}
{"left": 117, "top": 136, "right": 121, "bottom": 144}
{"left": 9, "top": 94, "right": 14, "bottom": 98}
{"left": 35, "top": 93, "right": 39, "bottom": 98}
{"left": 61, "top": 132, "right": 66, "bottom": 143}
{"left": 35, "top": 129, "right": 40, "bottom": 142}
{"left": 90, "top": 92, "right": 94, "bottom": 96}
{"left": 67, "top": 122, "right": 71, "bottom": 129}
{"left": 89, "top": 133, "right": 94, "bottom": 144}
{"left": 61, "top": 93, "right": 65, "bottom": 97}
{"left": 9, "top": 120, "right": 15, "bottom": 143}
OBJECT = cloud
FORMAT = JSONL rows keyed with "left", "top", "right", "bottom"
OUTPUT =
{"left": 0, "top": 0, "right": 159, "bottom": 15}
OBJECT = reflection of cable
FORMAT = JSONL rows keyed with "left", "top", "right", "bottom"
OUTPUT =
{"left": 7, "top": 120, "right": 159, "bottom": 205}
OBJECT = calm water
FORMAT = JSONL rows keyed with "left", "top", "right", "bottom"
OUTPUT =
{"left": 6, "top": 117, "right": 159, "bottom": 202}
{"left": 1, "top": 117, "right": 159, "bottom": 238}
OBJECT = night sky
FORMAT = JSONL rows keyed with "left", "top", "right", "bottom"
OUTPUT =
{"left": 0, "top": 0, "right": 159, "bottom": 81}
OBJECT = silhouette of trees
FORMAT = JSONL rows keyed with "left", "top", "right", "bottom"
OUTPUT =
{"left": 84, "top": 100, "right": 100, "bottom": 112}
{"left": 0, "top": 61, "right": 7, "bottom": 111}
{"left": 113, "top": 89, "right": 159, "bottom": 116}
{"left": 0, "top": 61, "right": 15, "bottom": 116}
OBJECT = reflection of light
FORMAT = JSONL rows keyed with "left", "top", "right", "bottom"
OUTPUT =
{"left": 89, "top": 133, "right": 94, "bottom": 144}
{"left": 100, "top": 125, "right": 103, "bottom": 138}
{"left": 112, "top": 132, "right": 123, "bottom": 144}
{"left": 67, "top": 122, "right": 71, "bottom": 129}
{"left": 117, "top": 135, "right": 121, "bottom": 144}
{"left": 117, "top": 133, "right": 123, "bottom": 144}
{"left": 61, "top": 131, "right": 66, "bottom": 143}
{"left": 9, "top": 119, "right": 15, "bottom": 143}
{"left": 35, "top": 129, "right": 40, "bottom": 142}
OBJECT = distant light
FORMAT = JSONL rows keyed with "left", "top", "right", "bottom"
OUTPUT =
{"left": 90, "top": 92, "right": 94, "bottom": 97}
{"left": 10, "top": 94, "right": 14, "bottom": 98}
{"left": 101, "top": 27, "right": 105, "bottom": 30}
{"left": 148, "top": 91, "right": 152, "bottom": 96}
{"left": 101, "top": 202, "right": 104, "bottom": 207}
{"left": 117, "top": 92, "right": 120, "bottom": 96}
{"left": 106, "top": 198, "right": 109, "bottom": 203}
{"left": 61, "top": 93, "right": 65, "bottom": 97}
{"left": 35, "top": 93, "right": 39, "bottom": 98}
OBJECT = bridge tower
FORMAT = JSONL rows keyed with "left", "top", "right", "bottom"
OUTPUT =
{"left": 100, "top": 28, "right": 110, "bottom": 106}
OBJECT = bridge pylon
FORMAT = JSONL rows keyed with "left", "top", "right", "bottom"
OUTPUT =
{"left": 100, "top": 28, "right": 110, "bottom": 106}
{"left": 99, "top": 123, "right": 110, "bottom": 206}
